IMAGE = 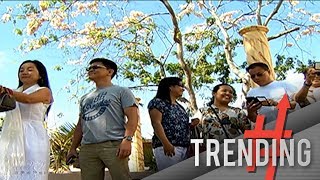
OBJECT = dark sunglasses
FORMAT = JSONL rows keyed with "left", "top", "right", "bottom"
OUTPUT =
{"left": 250, "top": 71, "right": 266, "bottom": 79}
{"left": 86, "top": 65, "right": 106, "bottom": 71}
{"left": 173, "top": 83, "right": 185, "bottom": 88}
{"left": 315, "top": 71, "right": 320, "bottom": 76}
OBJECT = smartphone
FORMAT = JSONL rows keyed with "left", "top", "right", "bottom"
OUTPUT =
{"left": 247, "top": 96, "right": 272, "bottom": 106}
{"left": 314, "top": 62, "right": 320, "bottom": 70}
{"left": 246, "top": 96, "right": 260, "bottom": 104}
{"left": 66, "top": 155, "right": 77, "bottom": 165}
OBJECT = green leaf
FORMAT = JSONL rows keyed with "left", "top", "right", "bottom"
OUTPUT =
{"left": 14, "top": 28, "right": 23, "bottom": 36}
{"left": 54, "top": 65, "right": 63, "bottom": 71}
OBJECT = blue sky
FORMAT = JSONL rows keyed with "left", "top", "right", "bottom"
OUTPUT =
{"left": 0, "top": 1, "right": 320, "bottom": 139}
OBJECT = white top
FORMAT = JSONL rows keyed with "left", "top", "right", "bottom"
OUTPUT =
{"left": 247, "top": 81, "right": 298, "bottom": 124}
{"left": 19, "top": 90, "right": 49, "bottom": 123}
{"left": 306, "top": 86, "right": 320, "bottom": 103}
{"left": 1, "top": 84, "right": 51, "bottom": 180}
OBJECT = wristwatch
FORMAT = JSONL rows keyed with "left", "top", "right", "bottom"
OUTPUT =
{"left": 304, "top": 81, "right": 312, "bottom": 87}
{"left": 123, "top": 136, "right": 133, "bottom": 142}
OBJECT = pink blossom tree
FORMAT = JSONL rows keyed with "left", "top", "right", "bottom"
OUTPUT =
{"left": 1, "top": 0, "right": 319, "bottom": 111}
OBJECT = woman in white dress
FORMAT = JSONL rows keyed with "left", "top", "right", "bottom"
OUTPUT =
{"left": 0, "top": 60, "right": 53, "bottom": 180}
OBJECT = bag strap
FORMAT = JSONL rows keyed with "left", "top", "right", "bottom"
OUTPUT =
{"left": 209, "top": 106, "right": 231, "bottom": 139}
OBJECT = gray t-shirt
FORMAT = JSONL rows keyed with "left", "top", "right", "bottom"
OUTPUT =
{"left": 79, "top": 85, "right": 136, "bottom": 144}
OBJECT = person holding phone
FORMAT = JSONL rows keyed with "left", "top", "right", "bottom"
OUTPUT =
{"left": 191, "top": 84, "right": 254, "bottom": 150}
{"left": 246, "top": 62, "right": 298, "bottom": 124}
{"left": 295, "top": 65, "right": 320, "bottom": 107}
{"left": 66, "top": 58, "right": 138, "bottom": 180}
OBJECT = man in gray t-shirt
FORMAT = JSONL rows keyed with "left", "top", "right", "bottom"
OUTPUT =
{"left": 67, "top": 58, "right": 138, "bottom": 180}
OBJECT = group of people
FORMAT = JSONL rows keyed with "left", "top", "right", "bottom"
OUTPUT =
{"left": 147, "top": 62, "right": 320, "bottom": 171}
{"left": 0, "top": 58, "right": 318, "bottom": 180}
{"left": 0, "top": 58, "right": 138, "bottom": 180}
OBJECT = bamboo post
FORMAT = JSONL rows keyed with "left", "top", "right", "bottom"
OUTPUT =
{"left": 239, "top": 25, "right": 275, "bottom": 80}
{"left": 128, "top": 100, "right": 145, "bottom": 172}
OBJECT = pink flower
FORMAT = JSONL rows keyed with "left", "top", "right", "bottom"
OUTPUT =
{"left": 286, "top": 43, "right": 294, "bottom": 47}
{"left": 1, "top": 13, "right": 11, "bottom": 23}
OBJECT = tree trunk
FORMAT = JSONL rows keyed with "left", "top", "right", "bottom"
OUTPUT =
{"left": 239, "top": 25, "right": 276, "bottom": 87}
{"left": 161, "top": 0, "right": 198, "bottom": 112}
{"left": 206, "top": 5, "right": 250, "bottom": 104}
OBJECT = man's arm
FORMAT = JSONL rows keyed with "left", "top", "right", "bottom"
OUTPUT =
{"left": 124, "top": 106, "right": 139, "bottom": 138}
{"left": 117, "top": 105, "right": 139, "bottom": 159}
{"left": 295, "top": 82, "right": 312, "bottom": 108}
{"left": 66, "top": 118, "right": 83, "bottom": 160}
{"left": 295, "top": 68, "right": 315, "bottom": 104}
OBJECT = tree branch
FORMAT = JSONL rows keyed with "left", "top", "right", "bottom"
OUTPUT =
{"left": 128, "top": 84, "right": 158, "bottom": 89}
{"left": 288, "top": 31, "right": 313, "bottom": 57}
{"left": 268, "top": 27, "right": 300, "bottom": 41}
{"left": 226, "top": 11, "right": 255, "bottom": 30}
{"left": 264, "top": 0, "right": 284, "bottom": 26}
{"left": 203, "top": 4, "right": 247, "bottom": 81}
{"left": 162, "top": 43, "right": 175, "bottom": 65}
{"left": 144, "top": 35, "right": 167, "bottom": 78}
{"left": 216, "top": 0, "right": 223, "bottom": 9}
{"left": 160, "top": 0, "right": 180, "bottom": 43}
{"left": 161, "top": 0, "right": 198, "bottom": 112}
{"left": 138, "top": 12, "right": 169, "bottom": 23}
{"left": 256, "top": 0, "right": 263, "bottom": 25}
{"left": 204, "top": 3, "right": 251, "bottom": 98}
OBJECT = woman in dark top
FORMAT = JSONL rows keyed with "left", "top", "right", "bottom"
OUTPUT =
{"left": 148, "top": 77, "right": 190, "bottom": 171}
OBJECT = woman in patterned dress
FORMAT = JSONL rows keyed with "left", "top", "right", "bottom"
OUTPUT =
{"left": 148, "top": 77, "right": 190, "bottom": 171}
{"left": 191, "top": 83, "right": 255, "bottom": 152}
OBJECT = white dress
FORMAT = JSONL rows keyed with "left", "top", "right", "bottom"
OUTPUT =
{"left": 0, "top": 84, "right": 50, "bottom": 180}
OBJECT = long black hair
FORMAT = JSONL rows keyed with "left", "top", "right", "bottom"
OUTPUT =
{"left": 18, "top": 60, "right": 52, "bottom": 116}
{"left": 207, "top": 83, "right": 237, "bottom": 106}
{"left": 155, "top": 77, "right": 182, "bottom": 103}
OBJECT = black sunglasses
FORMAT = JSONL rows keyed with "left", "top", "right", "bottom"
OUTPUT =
{"left": 86, "top": 65, "right": 106, "bottom": 71}
{"left": 315, "top": 71, "right": 320, "bottom": 76}
{"left": 250, "top": 71, "right": 266, "bottom": 79}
